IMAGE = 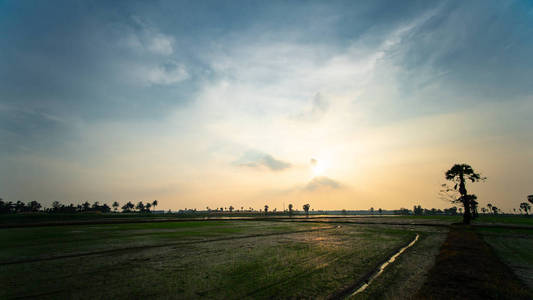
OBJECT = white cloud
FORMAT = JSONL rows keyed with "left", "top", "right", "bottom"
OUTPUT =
{"left": 145, "top": 61, "right": 189, "bottom": 85}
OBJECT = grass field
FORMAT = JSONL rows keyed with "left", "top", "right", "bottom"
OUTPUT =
{"left": 1, "top": 220, "right": 419, "bottom": 299}
{"left": 478, "top": 226, "right": 533, "bottom": 289}
{"left": 2, "top": 215, "right": 532, "bottom": 299}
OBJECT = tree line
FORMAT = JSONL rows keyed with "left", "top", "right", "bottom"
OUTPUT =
{"left": 0, "top": 199, "right": 158, "bottom": 214}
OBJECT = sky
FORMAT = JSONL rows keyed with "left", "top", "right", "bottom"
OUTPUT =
{"left": 1, "top": 0, "right": 532, "bottom": 212}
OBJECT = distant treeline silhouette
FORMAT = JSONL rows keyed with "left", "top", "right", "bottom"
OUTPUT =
{"left": 0, "top": 198, "right": 158, "bottom": 214}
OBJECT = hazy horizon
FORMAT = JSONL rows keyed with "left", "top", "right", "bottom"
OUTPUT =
{"left": 1, "top": 1, "right": 532, "bottom": 212}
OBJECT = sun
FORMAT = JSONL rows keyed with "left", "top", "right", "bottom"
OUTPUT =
{"left": 310, "top": 158, "right": 328, "bottom": 177}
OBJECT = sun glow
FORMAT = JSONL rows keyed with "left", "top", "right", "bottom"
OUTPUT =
{"left": 310, "top": 158, "right": 329, "bottom": 177}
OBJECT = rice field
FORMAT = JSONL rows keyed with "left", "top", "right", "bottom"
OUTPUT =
{"left": 0, "top": 219, "right": 424, "bottom": 299}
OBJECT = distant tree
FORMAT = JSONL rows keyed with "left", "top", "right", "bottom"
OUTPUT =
{"left": 491, "top": 206, "right": 499, "bottom": 215}
{"left": 229, "top": 206, "right": 234, "bottom": 212}
{"left": 136, "top": 201, "right": 145, "bottom": 212}
{"left": 378, "top": 208, "right": 383, "bottom": 215}
{"left": 152, "top": 200, "right": 158, "bottom": 211}
{"left": 264, "top": 205, "right": 269, "bottom": 214}
{"left": 145, "top": 202, "right": 152, "bottom": 212}
{"left": 102, "top": 203, "right": 111, "bottom": 213}
{"left": 27, "top": 201, "right": 41, "bottom": 212}
{"left": 481, "top": 207, "right": 487, "bottom": 214}
{"left": 444, "top": 163, "right": 485, "bottom": 224}
{"left": 288, "top": 204, "right": 293, "bottom": 217}
{"left": 112, "top": 201, "right": 119, "bottom": 212}
{"left": 520, "top": 202, "right": 531, "bottom": 215}
{"left": 370, "top": 207, "right": 374, "bottom": 215}
{"left": 303, "top": 204, "right": 310, "bottom": 217}
{"left": 82, "top": 201, "right": 91, "bottom": 212}
{"left": 122, "top": 201, "right": 134, "bottom": 213}
{"left": 414, "top": 205, "right": 423, "bottom": 215}
{"left": 52, "top": 201, "right": 61, "bottom": 212}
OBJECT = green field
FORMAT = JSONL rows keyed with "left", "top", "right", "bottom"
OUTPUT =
{"left": 478, "top": 226, "right": 533, "bottom": 289}
{"left": 2, "top": 215, "right": 532, "bottom": 299}
{"left": 0, "top": 220, "right": 426, "bottom": 299}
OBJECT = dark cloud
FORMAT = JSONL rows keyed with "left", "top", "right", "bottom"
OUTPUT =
{"left": 305, "top": 176, "right": 341, "bottom": 191}
{"left": 235, "top": 152, "right": 291, "bottom": 171}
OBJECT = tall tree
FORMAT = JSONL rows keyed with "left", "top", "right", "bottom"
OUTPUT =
{"left": 264, "top": 205, "right": 269, "bottom": 214}
{"left": 288, "top": 204, "right": 293, "bottom": 217}
{"left": 152, "top": 200, "right": 158, "bottom": 211}
{"left": 444, "top": 163, "right": 485, "bottom": 224}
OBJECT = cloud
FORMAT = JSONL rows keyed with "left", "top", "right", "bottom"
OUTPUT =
{"left": 294, "top": 93, "right": 330, "bottom": 121}
{"left": 235, "top": 151, "right": 291, "bottom": 171}
{"left": 121, "top": 16, "right": 175, "bottom": 56}
{"left": 305, "top": 176, "right": 341, "bottom": 191}
{"left": 143, "top": 61, "right": 189, "bottom": 86}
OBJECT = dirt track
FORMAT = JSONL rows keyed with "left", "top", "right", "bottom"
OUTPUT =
{"left": 415, "top": 225, "right": 533, "bottom": 299}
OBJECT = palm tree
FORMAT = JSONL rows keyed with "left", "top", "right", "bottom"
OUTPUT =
{"left": 520, "top": 202, "right": 531, "bottom": 215}
{"left": 136, "top": 201, "right": 145, "bottom": 212}
{"left": 288, "top": 204, "right": 293, "bottom": 216}
{"left": 145, "top": 202, "right": 152, "bottom": 212}
{"left": 152, "top": 200, "right": 158, "bottom": 211}
{"left": 303, "top": 204, "right": 310, "bottom": 217}
{"left": 264, "top": 205, "right": 269, "bottom": 214}
{"left": 112, "top": 201, "right": 119, "bottom": 212}
{"left": 445, "top": 163, "right": 485, "bottom": 224}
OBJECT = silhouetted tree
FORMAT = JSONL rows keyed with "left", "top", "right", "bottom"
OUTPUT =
{"left": 520, "top": 202, "right": 531, "bottom": 215}
{"left": 122, "top": 201, "right": 134, "bottom": 213}
{"left": 370, "top": 207, "right": 374, "bottom": 215}
{"left": 82, "top": 201, "right": 91, "bottom": 212}
{"left": 27, "top": 201, "right": 41, "bottom": 212}
{"left": 145, "top": 202, "right": 152, "bottom": 212}
{"left": 112, "top": 201, "right": 119, "bottom": 212}
{"left": 444, "top": 163, "right": 485, "bottom": 224}
{"left": 264, "top": 205, "right": 269, "bottom": 214}
{"left": 152, "top": 200, "right": 158, "bottom": 211}
{"left": 303, "top": 204, "right": 310, "bottom": 217}
{"left": 491, "top": 206, "right": 499, "bottom": 215}
{"left": 414, "top": 205, "right": 423, "bottom": 215}
{"left": 229, "top": 206, "right": 234, "bottom": 212}
{"left": 378, "top": 208, "right": 383, "bottom": 215}
{"left": 288, "top": 204, "right": 293, "bottom": 217}
{"left": 136, "top": 201, "right": 145, "bottom": 212}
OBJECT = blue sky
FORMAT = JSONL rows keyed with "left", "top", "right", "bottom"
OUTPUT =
{"left": 1, "top": 0, "right": 532, "bottom": 211}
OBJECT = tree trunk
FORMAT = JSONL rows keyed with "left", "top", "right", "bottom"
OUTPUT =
{"left": 462, "top": 197, "right": 472, "bottom": 224}
{"left": 459, "top": 173, "right": 471, "bottom": 224}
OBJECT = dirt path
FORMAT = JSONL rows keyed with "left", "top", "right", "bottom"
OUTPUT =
{"left": 415, "top": 225, "right": 533, "bottom": 299}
